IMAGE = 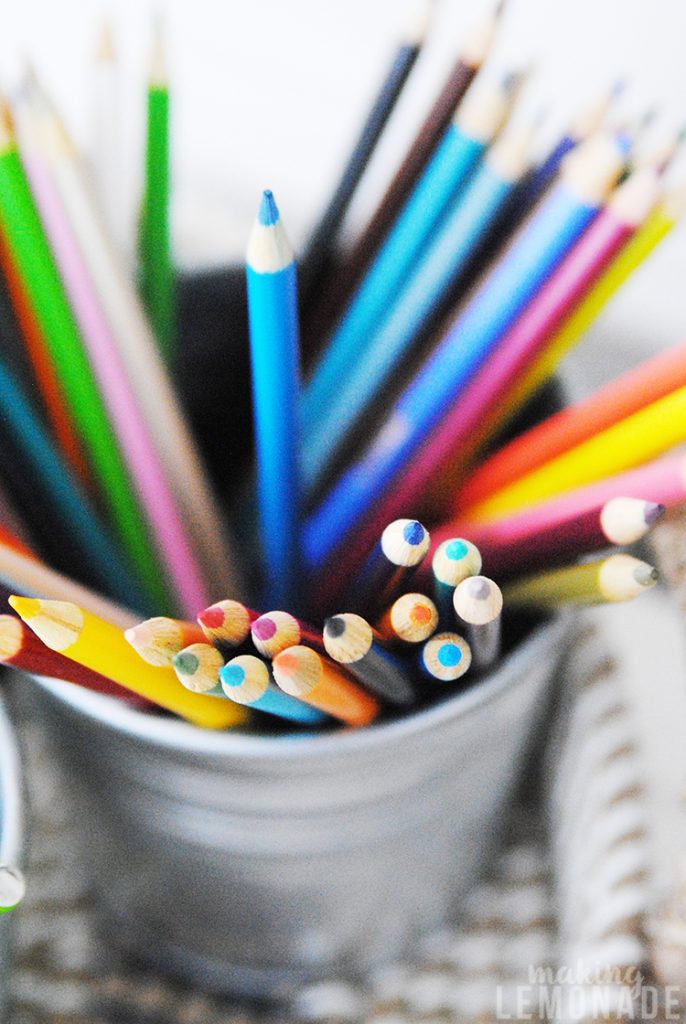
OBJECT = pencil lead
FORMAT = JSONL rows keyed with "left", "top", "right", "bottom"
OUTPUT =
{"left": 634, "top": 564, "right": 659, "bottom": 587}
{"left": 645, "top": 502, "right": 665, "bottom": 525}
{"left": 258, "top": 189, "right": 280, "bottom": 227}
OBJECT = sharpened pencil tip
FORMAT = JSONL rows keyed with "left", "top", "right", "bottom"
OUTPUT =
{"left": 258, "top": 190, "right": 280, "bottom": 227}
{"left": 645, "top": 502, "right": 665, "bottom": 525}
{"left": 634, "top": 564, "right": 659, "bottom": 588}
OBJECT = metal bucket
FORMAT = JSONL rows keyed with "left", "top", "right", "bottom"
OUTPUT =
{"left": 27, "top": 614, "right": 573, "bottom": 998}
{"left": 0, "top": 697, "right": 22, "bottom": 1021}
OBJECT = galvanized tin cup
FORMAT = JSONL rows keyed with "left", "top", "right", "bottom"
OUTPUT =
{"left": 0, "top": 696, "right": 23, "bottom": 1022}
{"left": 27, "top": 613, "right": 572, "bottom": 998}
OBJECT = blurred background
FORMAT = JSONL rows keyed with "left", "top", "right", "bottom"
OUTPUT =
{"left": 1, "top": 0, "right": 685, "bottom": 372}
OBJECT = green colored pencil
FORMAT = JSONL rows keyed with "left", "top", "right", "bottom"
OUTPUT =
{"left": 138, "top": 23, "right": 174, "bottom": 362}
{"left": 0, "top": 106, "right": 168, "bottom": 610}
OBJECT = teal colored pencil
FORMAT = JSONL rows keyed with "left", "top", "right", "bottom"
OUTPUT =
{"left": 246, "top": 191, "right": 301, "bottom": 608}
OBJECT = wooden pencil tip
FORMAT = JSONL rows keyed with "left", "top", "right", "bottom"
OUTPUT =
{"left": 96, "top": 20, "right": 116, "bottom": 62}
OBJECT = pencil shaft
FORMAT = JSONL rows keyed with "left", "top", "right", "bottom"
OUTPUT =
{"left": 0, "top": 142, "right": 158, "bottom": 601}
{"left": 303, "top": 155, "right": 518, "bottom": 490}
{"left": 0, "top": 225, "right": 88, "bottom": 480}
{"left": 246, "top": 234, "right": 301, "bottom": 607}
{"left": 304, "top": 180, "right": 602, "bottom": 572}
{"left": 303, "top": 124, "right": 485, "bottom": 438}
{"left": 21, "top": 113, "right": 210, "bottom": 616}
{"left": 300, "top": 39, "right": 422, "bottom": 304}
{"left": 139, "top": 86, "right": 174, "bottom": 359}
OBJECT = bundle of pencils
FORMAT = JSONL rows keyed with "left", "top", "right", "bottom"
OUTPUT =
{"left": 0, "top": 2, "right": 681, "bottom": 732}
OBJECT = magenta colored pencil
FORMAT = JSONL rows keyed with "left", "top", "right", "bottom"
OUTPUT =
{"left": 313, "top": 170, "right": 659, "bottom": 607}
{"left": 430, "top": 496, "right": 663, "bottom": 578}
{"left": 18, "top": 111, "right": 211, "bottom": 616}
{"left": 430, "top": 452, "right": 686, "bottom": 570}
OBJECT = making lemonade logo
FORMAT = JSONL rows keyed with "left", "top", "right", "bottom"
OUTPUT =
{"left": 495, "top": 962, "right": 681, "bottom": 1021}
{"left": 0, "top": 864, "right": 25, "bottom": 914}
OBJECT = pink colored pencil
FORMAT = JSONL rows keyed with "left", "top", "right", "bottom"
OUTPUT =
{"left": 17, "top": 99, "right": 211, "bottom": 616}
{"left": 312, "top": 170, "right": 659, "bottom": 609}
{"left": 431, "top": 451, "right": 686, "bottom": 572}
{"left": 430, "top": 496, "right": 663, "bottom": 578}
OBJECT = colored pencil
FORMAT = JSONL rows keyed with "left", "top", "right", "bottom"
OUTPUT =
{"left": 17, "top": 87, "right": 210, "bottom": 616}
{"left": 419, "top": 632, "right": 472, "bottom": 683}
{"left": 502, "top": 182, "right": 686, "bottom": 422}
{"left": 0, "top": 351, "right": 146, "bottom": 610}
{"left": 220, "top": 654, "right": 327, "bottom": 724}
{"left": 410, "top": 165, "right": 660, "bottom": 513}
{"left": 90, "top": 21, "right": 124, "bottom": 255}
{"left": 424, "top": 538, "right": 482, "bottom": 624}
{"left": 322, "top": 612, "right": 415, "bottom": 705}
{"left": 349, "top": 518, "right": 430, "bottom": 617}
{"left": 0, "top": 541, "right": 136, "bottom": 627}
{"left": 466, "top": 382, "right": 686, "bottom": 523}
{"left": 0, "top": 613, "right": 147, "bottom": 703}
{"left": 124, "top": 617, "right": 207, "bottom": 667}
{"left": 299, "top": 0, "right": 434, "bottom": 308}
{"left": 197, "top": 600, "right": 260, "bottom": 651}
{"left": 375, "top": 592, "right": 438, "bottom": 645}
{"left": 320, "top": 1, "right": 503, "bottom": 329}
{"left": 303, "top": 115, "right": 534, "bottom": 489}
{"left": 302, "top": 72, "right": 518, "bottom": 442}
{"left": 272, "top": 645, "right": 380, "bottom": 727}
{"left": 172, "top": 642, "right": 225, "bottom": 697}
{"left": 436, "top": 497, "right": 664, "bottom": 580}
{"left": 452, "top": 576, "right": 502, "bottom": 672}
{"left": 303, "top": 131, "right": 625, "bottom": 572}
{"left": 138, "top": 19, "right": 174, "bottom": 361}
{"left": 0, "top": 102, "right": 160, "bottom": 591}
{"left": 23, "top": 87, "right": 244, "bottom": 602}
{"left": 9, "top": 597, "right": 245, "bottom": 729}
{"left": 458, "top": 326, "right": 686, "bottom": 515}
{"left": 250, "top": 610, "right": 326, "bottom": 659}
{"left": 502, "top": 553, "right": 658, "bottom": 609}
{"left": 511, "top": 85, "right": 622, "bottom": 216}
{"left": 0, "top": 223, "right": 88, "bottom": 481}
{"left": 246, "top": 190, "right": 302, "bottom": 608}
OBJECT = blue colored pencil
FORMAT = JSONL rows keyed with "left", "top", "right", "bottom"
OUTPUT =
{"left": 246, "top": 190, "right": 301, "bottom": 608}
{"left": 303, "top": 133, "right": 625, "bottom": 570}
{"left": 220, "top": 654, "right": 327, "bottom": 724}
{"left": 303, "top": 120, "right": 533, "bottom": 490}
{"left": 301, "top": 74, "right": 518, "bottom": 438}
{"left": 0, "top": 353, "right": 147, "bottom": 610}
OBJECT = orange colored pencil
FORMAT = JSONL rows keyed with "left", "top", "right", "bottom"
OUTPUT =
{"left": 272, "top": 646, "right": 380, "bottom": 727}
{"left": 457, "top": 336, "right": 686, "bottom": 512}
{"left": 0, "top": 523, "right": 34, "bottom": 559}
{"left": 0, "top": 222, "right": 89, "bottom": 483}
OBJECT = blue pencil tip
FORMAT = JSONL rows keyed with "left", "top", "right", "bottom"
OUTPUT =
{"left": 258, "top": 190, "right": 280, "bottom": 226}
{"left": 403, "top": 520, "right": 425, "bottom": 546}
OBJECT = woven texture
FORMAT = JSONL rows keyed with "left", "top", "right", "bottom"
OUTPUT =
{"left": 4, "top": 608, "right": 682, "bottom": 1024}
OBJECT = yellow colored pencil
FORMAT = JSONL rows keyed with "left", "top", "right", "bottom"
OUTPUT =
{"left": 471, "top": 383, "right": 686, "bottom": 522}
{"left": 9, "top": 597, "right": 245, "bottom": 729}
{"left": 502, "top": 553, "right": 658, "bottom": 609}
